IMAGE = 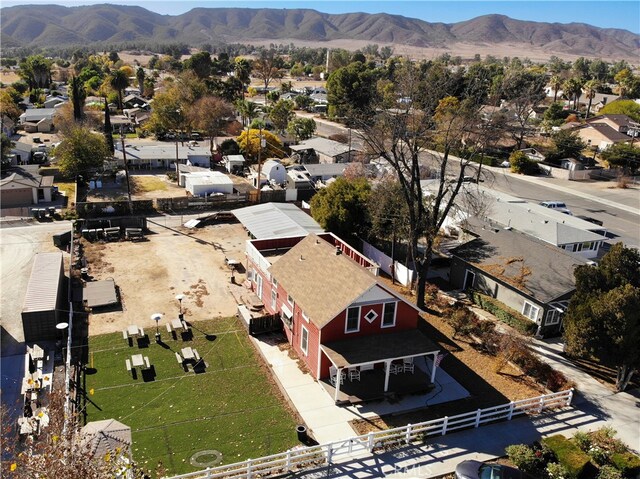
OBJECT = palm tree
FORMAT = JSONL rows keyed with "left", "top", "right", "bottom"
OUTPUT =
{"left": 109, "top": 69, "right": 130, "bottom": 111}
{"left": 549, "top": 75, "right": 562, "bottom": 102}
{"left": 234, "top": 58, "right": 252, "bottom": 99}
{"left": 562, "top": 77, "right": 583, "bottom": 110}
{"left": 583, "top": 79, "right": 600, "bottom": 119}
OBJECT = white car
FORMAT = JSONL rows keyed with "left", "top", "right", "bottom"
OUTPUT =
{"left": 540, "top": 201, "right": 572, "bottom": 215}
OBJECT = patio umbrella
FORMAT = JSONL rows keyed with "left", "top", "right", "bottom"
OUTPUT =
{"left": 81, "top": 419, "right": 132, "bottom": 459}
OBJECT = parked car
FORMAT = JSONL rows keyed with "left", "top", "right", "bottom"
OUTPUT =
{"left": 540, "top": 201, "right": 572, "bottom": 215}
{"left": 455, "top": 460, "right": 525, "bottom": 479}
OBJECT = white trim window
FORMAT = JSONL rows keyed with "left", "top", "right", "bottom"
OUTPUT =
{"left": 300, "top": 325, "right": 309, "bottom": 355}
{"left": 345, "top": 306, "right": 360, "bottom": 333}
{"left": 271, "top": 289, "right": 277, "bottom": 309}
{"left": 522, "top": 301, "right": 540, "bottom": 322}
{"left": 287, "top": 294, "right": 294, "bottom": 307}
{"left": 382, "top": 301, "right": 397, "bottom": 328}
{"left": 545, "top": 309, "right": 561, "bottom": 325}
{"left": 256, "top": 274, "right": 263, "bottom": 300}
{"left": 272, "top": 277, "right": 278, "bottom": 288}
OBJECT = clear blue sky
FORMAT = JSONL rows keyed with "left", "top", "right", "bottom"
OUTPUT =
{"left": 3, "top": 1, "right": 639, "bottom": 33}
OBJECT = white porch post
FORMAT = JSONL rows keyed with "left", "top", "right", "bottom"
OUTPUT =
{"left": 334, "top": 367, "right": 342, "bottom": 403}
{"left": 430, "top": 352, "right": 438, "bottom": 383}
{"left": 384, "top": 360, "right": 392, "bottom": 392}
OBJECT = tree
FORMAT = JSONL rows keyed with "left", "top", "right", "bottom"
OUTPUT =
{"left": 103, "top": 98, "right": 114, "bottom": 154}
{"left": 233, "top": 57, "right": 252, "bottom": 99}
{"left": 500, "top": 70, "right": 546, "bottom": 149}
{"left": 183, "top": 51, "right": 212, "bottom": 79}
{"left": 509, "top": 150, "right": 537, "bottom": 174}
{"left": 543, "top": 102, "right": 566, "bottom": 125}
{"left": 613, "top": 69, "right": 640, "bottom": 98}
{"left": 583, "top": 79, "right": 601, "bottom": 119}
{"left": 0, "top": 88, "right": 22, "bottom": 121}
{"left": 355, "top": 59, "right": 486, "bottom": 309}
{"left": 236, "top": 128, "right": 283, "bottom": 160}
{"left": 1, "top": 133, "right": 13, "bottom": 171}
{"left": 268, "top": 99, "right": 294, "bottom": 133}
{"left": 564, "top": 243, "right": 640, "bottom": 391}
{"left": 326, "top": 61, "right": 379, "bottom": 120}
{"left": 562, "top": 77, "right": 583, "bottom": 110}
{"left": 294, "top": 94, "right": 313, "bottom": 111}
{"left": 55, "top": 125, "right": 112, "bottom": 178}
{"left": 548, "top": 130, "right": 586, "bottom": 161}
{"left": 189, "top": 96, "right": 233, "bottom": 152}
{"left": 136, "top": 67, "right": 145, "bottom": 95}
{"left": 69, "top": 75, "right": 86, "bottom": 122}
{"left": 286, "top": 117, "right": 316, "bottom": 142}
{"left": 549, "top": 75, "right": 563, "bottom": 102}
{"left": 599, "top": 99, "right": 640, "bottom": 122}
{"left": 108, "top": 68, "right": 130, "bottom": 111}
{"left": 310, "top": 177, "right": 371, "bottom": 241}
{"left": 600, "top": 143, "right": 640, "bottom": 174}
{"left": 253, "top": 51, "right": 283, "bottom": 103}
{"left": 19, "top": 55, "right": 52, "bottom": 90}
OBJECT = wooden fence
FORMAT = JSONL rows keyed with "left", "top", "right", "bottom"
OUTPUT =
{"left": 165, "top": 389, "right": 574, "bottom": 479}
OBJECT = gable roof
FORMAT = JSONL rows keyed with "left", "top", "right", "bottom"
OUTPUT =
{"left": 585, "top": 114, "right": 633, "bottom": 128}
{"left": 575, "top": 123, "right": 631, "bottom": 143}
{"left": 0, "top": 166, "right": 52, "bottom": 189}
{"left": 290, "top": 137, "right": 355, "bottom": 157}
{"left": 452, "top": 219, "right": 588, "bottom": 303}
{"left": 232, "top": 202, "right": 324, "bottom": 239}
{"left": 303, "top": 163, "right": 349, "bottom": 177}
{"left": 269, "top": 234, "right": 378, "bottom": 328}
{"left": 19, "top": 108, "right": 57, "bottom": 122}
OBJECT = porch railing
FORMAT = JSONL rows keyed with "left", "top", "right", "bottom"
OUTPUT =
{"left": 164, "top": 389, "right": 574, "bottom": 479}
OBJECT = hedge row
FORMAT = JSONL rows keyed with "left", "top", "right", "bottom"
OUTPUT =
{"left": 471, "top": 291, "right": 537, "bottom": 335}
{"left": 543, "top": 435, "right": 593, "bottom": 479}
{"left": 610, "top": 452, "right": 640, "bottom": 477}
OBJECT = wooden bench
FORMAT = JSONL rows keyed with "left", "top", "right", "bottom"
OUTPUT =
{"left": 122, "top": 330, "right": 128, "bottom": 340}
{"left": 166, "top": 323, "right": 172, "bottom": 333}
{"left": 125, "top": 359, "right": 132, "bottom": 371}
{"left": 138, "top": 328, "right": 145, "bottom": 337}
{"left": 175, "top": 352, "right": 183, "bottom": 364}
{"left": 144, "top": 357, "right": 150, "bottom": 369}
{"left": 193, "top": 349, "right": 200, "bottom": 361}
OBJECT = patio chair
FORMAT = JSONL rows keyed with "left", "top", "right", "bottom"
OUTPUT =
{"left": 403, "top": 357, "right": 415, "bottom": 374}
{"left": 329, "top": 366, "right": 345, "bottom": 386}
{"left": 348, "top": 367, "right": 360, "bottom": 382}
{"left": 125, "top": 359, "right": 132, "bottom": 371}
{"left": 389, "top": 362, "right": 402, "bottom": 375}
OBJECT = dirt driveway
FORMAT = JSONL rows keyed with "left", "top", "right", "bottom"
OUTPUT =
{"left": 83, "top": 221, "right": 248, "bottom": 336}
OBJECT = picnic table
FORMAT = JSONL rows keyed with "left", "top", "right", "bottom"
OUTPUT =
{"left": 170, "top": 318, "right": 188, "bottom": 332}
{"left": 124, "top": 325, "right": 144, "bottom": 340}
{"left": 181, "top": 347, "right": 194, "bottom": 360}
{"left": 131, "top": 354, "right": 144, "bottom": 368}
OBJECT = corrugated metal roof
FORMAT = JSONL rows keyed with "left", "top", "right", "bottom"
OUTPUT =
{"left": 83, "top": 279, "right": 117, "bottom": 308}
{"left": 22, "top": 253, "right": 63, "bottom": 314}
{"left": 232, "top": 203, "right": 324, "bottom": 239}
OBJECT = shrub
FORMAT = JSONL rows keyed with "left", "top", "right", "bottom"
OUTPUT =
{"left": 610, "top": 452, "right": 640, "bottom": 477}
{"left": 470, "top": 292, "right": 537, "bottom": 335}
{"left": 547, "top": 462, "right": 573, "bottom": 479}
{"left": 597, "top": 465, "right": 623, "bottom": 479}
{"left": 506, "top": 444, "right": 541, "bottom": 473}
{"left": 591, "top": 427, "right": 627, "bottom": 454}
{"left": 574, "top": 431, "right": 592, "bottom": 452}
{"left": 588, "top": 445, "right": 611, "bottom": 466}
{"left": 509, "top": 151, "right": 539, "bottom": 175}
{"left": 543, "top": 435, "right": 592, "bottom": 479}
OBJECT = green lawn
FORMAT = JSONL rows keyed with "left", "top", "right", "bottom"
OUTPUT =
{"left": 85, "top": 317, "right": 298, "bottom": 476}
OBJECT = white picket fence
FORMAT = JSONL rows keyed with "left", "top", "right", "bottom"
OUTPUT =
{"left": 165, "top": 389, "right": 574, "bottom": 479}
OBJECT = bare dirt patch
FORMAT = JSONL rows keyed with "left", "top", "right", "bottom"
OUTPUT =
{"left": 83, "top": 222, "right": 247, "bottom": 336}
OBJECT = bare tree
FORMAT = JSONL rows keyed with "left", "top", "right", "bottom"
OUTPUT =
{"left": 188, "top": 96, "right": 233, "bottom": 152}
{"left": 253, "top": 50, "right": 283, "bottom": 104}
{"left": 355, "top": 60, "right": 488, "bottom": 309}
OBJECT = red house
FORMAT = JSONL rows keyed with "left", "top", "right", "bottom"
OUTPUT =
{"left": 246, "top": 233, "right": 441, "bottom": 404}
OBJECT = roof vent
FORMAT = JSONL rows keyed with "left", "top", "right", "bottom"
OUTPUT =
{"left": 299, "top": 255, "right": 304, "bottom": 261}
{"left": 335, "top": 246, "right": 342, "bottom": 255}
{"left": 315, "top": 238, "right": 320, "bottom": 245}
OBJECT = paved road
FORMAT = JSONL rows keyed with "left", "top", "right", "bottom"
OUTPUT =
{"left": 0, "top": 220, "right": 71, "bottom": 356}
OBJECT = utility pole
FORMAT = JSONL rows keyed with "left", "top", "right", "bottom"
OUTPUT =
{"left": 119, "top": 126, "right": 133, "bottom": 214}
{"left": 256, "top": 126, "right": 265, "bottom": 203}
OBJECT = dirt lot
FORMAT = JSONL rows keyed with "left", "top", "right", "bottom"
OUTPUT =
{"left": 82, "top": 222, "right": 248, "bottom": 336}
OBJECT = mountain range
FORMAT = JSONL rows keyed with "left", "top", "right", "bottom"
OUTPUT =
{"left": 1, "top": 4, "right": 639, "bottom": 60}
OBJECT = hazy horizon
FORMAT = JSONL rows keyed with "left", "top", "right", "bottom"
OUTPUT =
{"left": 2, "top": 1, "right": 639, "bottom": 34}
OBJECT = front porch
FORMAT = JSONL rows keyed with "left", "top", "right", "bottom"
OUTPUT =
{"left": 320, "top": 360, "right": 434, "bottom": 405}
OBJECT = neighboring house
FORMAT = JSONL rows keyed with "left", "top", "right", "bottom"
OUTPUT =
{"left": 113, "top": 143, "right": 212, "bottom": 169}
{"left": 43, "top": 96, "right": 66, "bottom": 109}
{"left": 246, "top": 233, "right": 441, "bottom": 402}
{"left": 18, "top": 108, "right": 57, "bottom": 133}
{"left": 450, "top": 218, "right": 588, "bottom": 336}
{"left": 458, "top": 186, "right": 608, "bottom": 259}
{"left": 290, "top": 137, "right": 357, "bottom": 164}
{"left": 110, "top": 115, "right": 136, "bottom": 134}
{"left": 303, "top": 163, "right": 350, "bottom": 183}
{"left": 1, "top": 115, "right": 16, "bottom": 137}
{"left": 286, "top": 168, "right": 314, "bottom": 191}
{"left": 223, "top": 154, "right": 245, "bottom": 175}
{"left": 0, "top": 165, "right": 54, "bottom": 207}
{"left": 176, "top": 163, "right": 210, "bottom": 187}
{"left": 584, "top": 114, "right": 634, "bottom": 134}
{"left": 10, "top": 141, "right": 33, "bottom": 165}
{"left": 572, "top": 123, "right": 631, "bottom": 150}
{"left": 184, "top": 171, "right": 233, "bottom": 196}
{"left": 575, "top": 92, "right": 619, "bottom": 112}
{"left": 528, "top": 106, "right": 548, "bottom": 120}
{"left": 122, "top": 94, "right": 149, "bottom": 110}
{"left": 232, "top": 202, "right": 324, "bottom": 239}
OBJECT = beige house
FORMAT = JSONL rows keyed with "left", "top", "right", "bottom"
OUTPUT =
{"left": 0, "top": 166, "right": 54, "bottom": 207}
{"left": 573, "top": 123, "right": 630, "bottom": 150}
{"left": 585, "top": 114, "right": 634, "bottom": 134}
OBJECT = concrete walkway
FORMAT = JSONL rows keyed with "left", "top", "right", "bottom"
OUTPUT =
{"left": 251, "top": 334, "right": 469, "bottom": 445}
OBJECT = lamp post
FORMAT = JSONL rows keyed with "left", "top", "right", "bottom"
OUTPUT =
{"left": 151, "top": 313, "right": 162, "bottom": 342}
{"left": 175, "top": 294, "right": 185, "bottom": 320}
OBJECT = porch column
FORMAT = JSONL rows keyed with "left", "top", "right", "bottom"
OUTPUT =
{"left": 430, "top": 353, "right": 438, "bottom": 383}
{"left": 383, "top": 360, "right": 392, "bottom": 392}
{"left": 334, "top": 367, "right": 342, "bottom": 403}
